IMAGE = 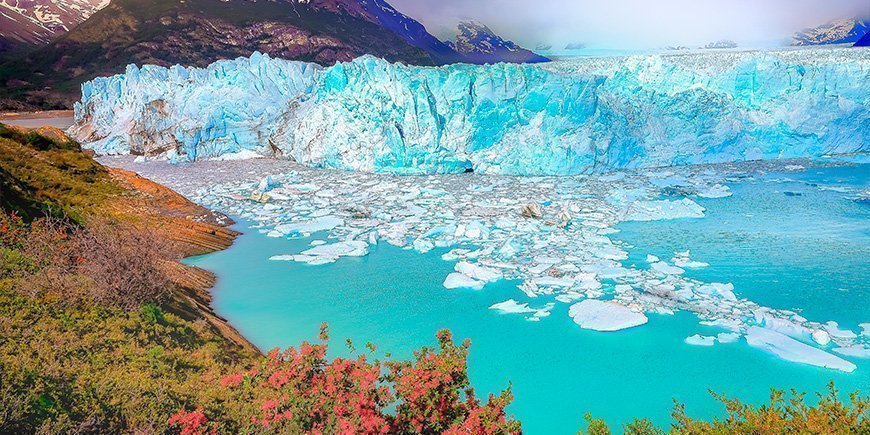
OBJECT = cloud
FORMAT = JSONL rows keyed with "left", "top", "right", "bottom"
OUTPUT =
{"left": 388, "top": 0, "right": 870, "bottom": 48}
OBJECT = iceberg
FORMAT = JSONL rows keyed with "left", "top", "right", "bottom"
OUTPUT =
{"left": 568, "top": 300, "right": 649, "bottom": 331}
{"left": 745, "top": 326, "right": 856, "bottom": 372}
{"left": 443, "top": 273, "right": 485, "bottom": 290}
{"left": 73, "top": 48, "right": 870, "bottom": 174}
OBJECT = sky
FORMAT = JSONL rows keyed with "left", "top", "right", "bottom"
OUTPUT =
{"left": 389, "top": 0, "right": 870, "bottom": 49}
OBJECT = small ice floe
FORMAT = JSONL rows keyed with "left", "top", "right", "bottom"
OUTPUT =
{"left": 270, "top": 240, "right": 369, "bottom": 265}
{"left": 257, "top": 175, "right": 280, "bottom": 192}
{"left": 650, "top": 261, "right": 685, "bottom": 275}
{"left": 685, "top": 334, "right": 716, "bottom": 346}
{"left": 832, "top": 345, "right": 870, "bottom": 359}
{"left": 455, "top": 261, "right": 503, "bottom": 283}
{"left": 443, "top": 273, "right": 485, "bottom": 290}
{"left": 672, "top": 250, "right": 709, "bottom": 268}
{"left": 624, "top": 198, "right": 705, "bottom": 221}
{"left": 861, "top": 323, "right": 870, "bottom": 337}
{"left": 568, "top": 300, "right": 648, "bottom": 332}
{"left": 274, "top": 216, "right": 344, "bottom": 237}
{"left": 745, "top": 327, "right": 856, "bottom": 373}
{"left": 489, "top": 299, "right": 554, "bottom": 321}
{"left": 717, "top": 332, "right": 740, "bottom": 343}
{"left": 695, "top": 184, "right": 732, "bottom": 198}
{"left": 697, "top": 283, "right": 737, "bottom": 301}
{"left": 824, "top": 321, "right": 858, "bottom": 340}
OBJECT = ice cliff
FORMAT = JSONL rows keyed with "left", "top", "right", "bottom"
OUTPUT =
{"left": 72, "top": 48, "right": 870, "bottom": 175}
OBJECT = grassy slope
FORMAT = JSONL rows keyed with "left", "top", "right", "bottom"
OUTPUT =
{"left": 0, "top": 124, "right": 260, "bottom": 432}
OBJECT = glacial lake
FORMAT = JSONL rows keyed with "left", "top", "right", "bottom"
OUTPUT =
{"left": 186, "top": 163, "right": 869, "bottom": 434}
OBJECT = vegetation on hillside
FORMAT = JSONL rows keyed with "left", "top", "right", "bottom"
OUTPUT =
{"left": 0, "top": 125, "right": 867, "bottom": 433}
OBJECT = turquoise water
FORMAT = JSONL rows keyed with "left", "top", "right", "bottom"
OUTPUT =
{"left": 186, "top": 164, "right": 868, "bottom": 434}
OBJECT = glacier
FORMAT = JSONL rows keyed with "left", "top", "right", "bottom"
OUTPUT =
{"left": 72, "top": 48, "right": 870, "bottom": 175}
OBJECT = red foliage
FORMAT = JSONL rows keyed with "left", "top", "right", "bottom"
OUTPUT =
{"left": 168, "top": 407, "right": 216, "bottom": 435}
{"left": 181, "top": 325, "right": 520, "bottom": 434}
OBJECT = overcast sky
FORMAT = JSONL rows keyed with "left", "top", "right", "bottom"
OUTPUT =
{"left": 388, "top": 0, "right": 870, "bottom": 48}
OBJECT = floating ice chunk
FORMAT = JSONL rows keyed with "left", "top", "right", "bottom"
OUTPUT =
{"left": 274, "top": 216, "right": 344, "bottom": 236}
{"left": 444, "top": 273, "right": 485, "bottom": 290}
{"left": 489, "top": 299, "right": 536, "bottom": 314}
{"left": 824, "top": 321, "right": 858, "bottom": 339}
{"left": 755, "top": 314, "right": 813, "bottom": 342}
{"left": 861, "top": 323, "right": 870, "bottom": 337}
{"left": 455, "top": 261, "right": 502, "bottom": 283}
{"left": 745, "top": 326, "right": 856, "bottom": 372}
{"left": 672, "top": 250, "right": 709, "bottom": 268}
{"left": 303, "top": 240, "right": 368, "bottom": 258}
{"left": 697, "top": 283, "right": 737, "bottom": 301}
{"left": 568, "top": 300, "right": 648, "bottom": 332}
{"left": 696, "top": 184, "right": 732, "bottom": 198}
{"left": 685, "top": 334, "right": 716, "bottom": 346}
{"left": 811, "top": 329, "right": 831, "bottom": 346}
{"left": 275, "top": 241, "right": 369, "bottom": 265}
{"left": 832, "top": 345, "right": 870, "bottom": 358}
{"left": 645, "top": 254, "right": 660, "bottom": 263}
{"left": 309, "top": 240, "right": 327, "bottom": 246}
{"left": 287, "top": 255, "right": 338, "bottom": 265}
{"left": 532, "top": 276, "right": 575, "bottom": 287}
{"left": 257, "top": 176, "right": 280, "bottom": 192}
{"left": 717, "top": 332, "right": 740, "bottom": 343}
{"left": 413, "top": 239, "right": 435, "bottom": 253}
{"left": 625, "top": 199, "right": 705, "bottom": 221}
{"left": 650, "top": 262, "right": 685, "bottom": 275}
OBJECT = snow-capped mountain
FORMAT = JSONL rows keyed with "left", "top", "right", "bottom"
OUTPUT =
{"left": 357, "top": 0, "right": 465, "bottom": 64}
{"left": 0, "top": 0, "right": 108, "bottom": 50}
{"left": 446, "top": 21, "right": 549, "bottom": 64}
{"left": 792, "top": 18, "right": 869, "bottom": 46}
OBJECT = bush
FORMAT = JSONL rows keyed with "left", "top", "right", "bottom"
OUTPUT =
{"left": 2, "top": 210, "right": 174, "bottom": 309}
{"left": 579, "top": 383, "right": 869, "bottom": 434}
{"left": 183, "top": 325, "right": 522, "bottom": 434}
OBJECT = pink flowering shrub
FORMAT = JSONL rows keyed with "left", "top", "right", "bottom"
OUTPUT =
{"left": 173, "top": 324, "right": 520, "bottom": 434}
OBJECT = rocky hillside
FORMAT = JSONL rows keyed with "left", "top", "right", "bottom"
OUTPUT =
{"left": 447, "top": 21, "right": 549, "bottom": 64}
{"left": 0, "top": 0, "right": 438, "bottom": 109}
{"left": 0, "top": 0, "right": 108, "bottom": 52}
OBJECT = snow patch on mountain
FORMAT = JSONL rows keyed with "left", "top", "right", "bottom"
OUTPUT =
{"left": 792, "top": 18, "right": 869, "bottom": 46}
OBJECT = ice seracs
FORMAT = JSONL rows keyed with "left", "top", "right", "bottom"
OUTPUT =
{"left": 73, "top": 48, "right": 870, "bottom": 174}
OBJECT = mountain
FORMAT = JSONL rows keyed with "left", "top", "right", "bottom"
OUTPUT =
{"left": 564, "top": 42, "right": 586, "bottom": 50}
{"left": 356, "top": 0, "right": 465, "bottom": 64}
{"left": 856, "top": 31, "right": 870, "bottom": 47}
{"left": 792, "top": 18, "right": 869, "bottom": 45}
{"left": 0, "top": 0, "right": 108, "bottom": 52}
{"left": 0, "top": 0, "right": 441, "bottom": 109}
{"left": 446, "top": 21, "right": 549, "bottom": 64}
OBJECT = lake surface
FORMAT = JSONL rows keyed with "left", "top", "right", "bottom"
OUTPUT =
{"left": 186, "top": 164, "right": 868, "bottom": 434}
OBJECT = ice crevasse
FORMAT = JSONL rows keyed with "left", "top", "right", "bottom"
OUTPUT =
{"left": 71, "top": 48, "right": 870, "bottom": 175}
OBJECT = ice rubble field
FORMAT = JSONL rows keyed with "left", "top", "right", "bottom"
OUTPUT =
{"left": 99, "top": 155, "right": 870, "bottom": 373}
{"left": 73, "top": 47, "right": 869, "bottom": 175}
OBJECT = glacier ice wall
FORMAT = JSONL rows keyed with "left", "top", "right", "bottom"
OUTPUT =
{"left": 72, "top": 48, "right": 870, "bottom": 175}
